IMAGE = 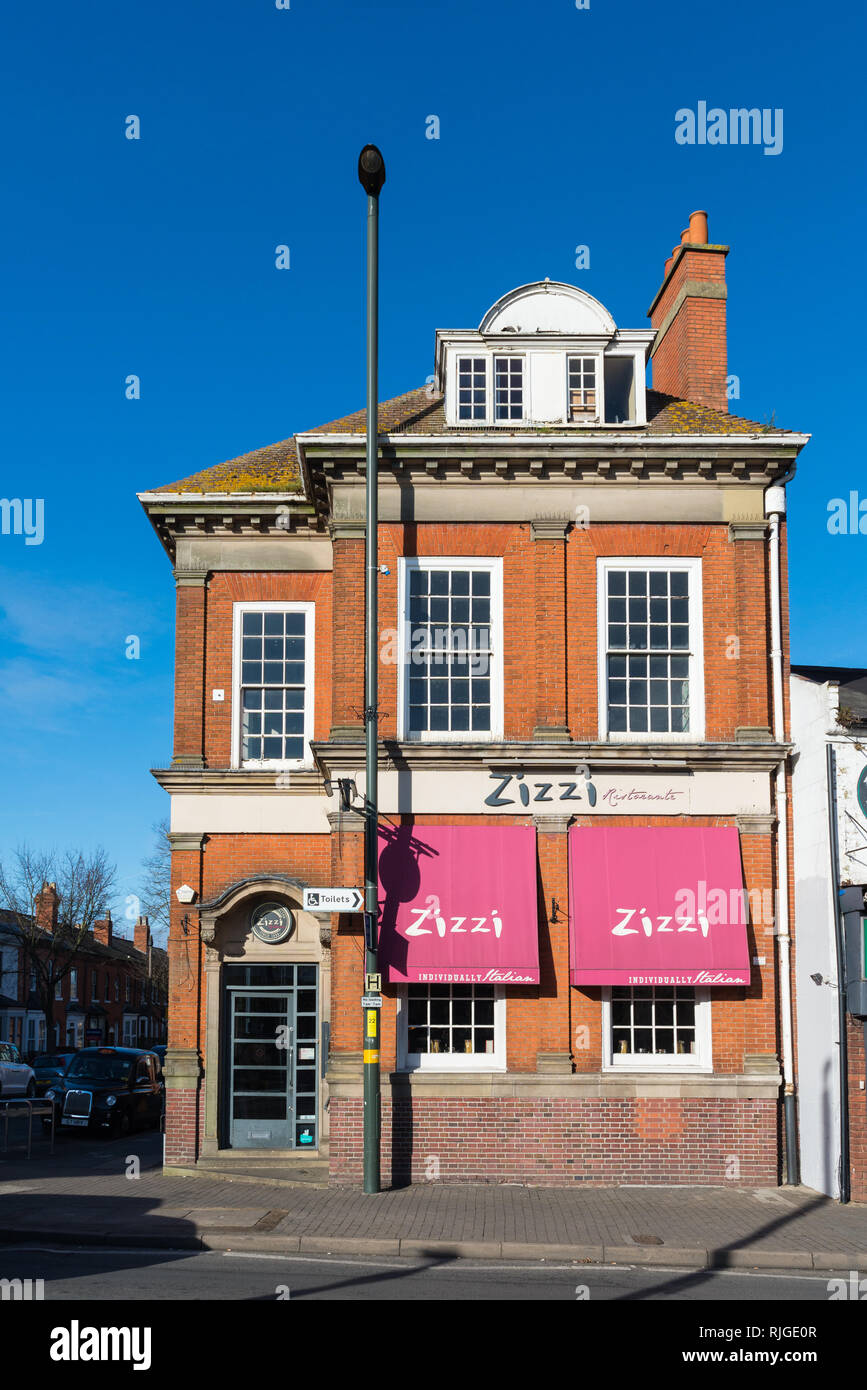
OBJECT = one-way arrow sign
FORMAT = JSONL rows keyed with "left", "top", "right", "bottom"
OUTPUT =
{"left": 303, "top": 887, "right": 363, "bottom": 912}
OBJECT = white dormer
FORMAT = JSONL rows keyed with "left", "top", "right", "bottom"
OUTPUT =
{"left": 435, "top": 281, "right": 655, "bottom": 428}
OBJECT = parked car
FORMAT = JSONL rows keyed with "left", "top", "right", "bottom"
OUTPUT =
{"left": 0, "top": 1041, "right": 36, "bottom": 1097}
{"left": 30, "top": 1051, "right": 77, "bottom": 1096}
{"left": 151, "top": 1044, "right": 166, "bottom": 1070}
{"left": 43, "top": 1047, "right": 164, "bottom": 1137}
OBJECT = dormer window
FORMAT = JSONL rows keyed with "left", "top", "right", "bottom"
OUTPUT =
{"left": 457, "top": 357, "right": 487, "bottom": 421}
{"left": 494, "top": 356, "right": 523, "bottom": 421}
{"left": 442, "top": 286, "right": 651, "bottom": 428}
{"left": 567, "top": 356, "right": 598, "bottom": 421}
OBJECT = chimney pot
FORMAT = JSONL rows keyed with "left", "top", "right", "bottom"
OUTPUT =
{"left": 680, "top": 228, "right": 690, "bottom": 245}
{"left": 689, "top": 209, "right": 709, "bottom": 244}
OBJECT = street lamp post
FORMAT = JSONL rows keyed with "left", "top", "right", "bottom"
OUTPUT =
{"left": 358, "top": 144, "right": 385, "bottom": 1195}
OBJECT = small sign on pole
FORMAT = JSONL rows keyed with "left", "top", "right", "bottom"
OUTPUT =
{"left": 303, "top": 888, "right": 363, "bottom": 912}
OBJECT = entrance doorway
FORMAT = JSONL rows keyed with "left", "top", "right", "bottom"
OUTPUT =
{"left": 223, "top": 963, "right": 319, "bottom": 1150}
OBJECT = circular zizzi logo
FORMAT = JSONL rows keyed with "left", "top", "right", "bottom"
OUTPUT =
{"left": 251, "top": 902, "right": 295, "bottom": 944}
{"left": 858, "top": 766, "right": 867, "bottom": 821}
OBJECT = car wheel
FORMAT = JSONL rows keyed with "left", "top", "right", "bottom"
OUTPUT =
{"left": 25, "top": 1081, "right": 36, "bottom": 1098}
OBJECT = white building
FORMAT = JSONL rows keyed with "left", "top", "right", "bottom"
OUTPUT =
{"left": 791, "top": 665, "right": 867, "bottom": 1200}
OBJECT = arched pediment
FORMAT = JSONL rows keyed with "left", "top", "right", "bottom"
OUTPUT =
{"left": 480, "top": 281, "right": 616, "bottom": 336}
{"left": 200, "top": 875, "right": 306, "bottom": 943}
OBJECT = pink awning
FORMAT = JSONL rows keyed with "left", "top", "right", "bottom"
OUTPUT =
{"left": 568, "top": 826, "right": 751, "bottom": 986}
{"left": 378, "top": 825, "right": 539, "bottom": 984}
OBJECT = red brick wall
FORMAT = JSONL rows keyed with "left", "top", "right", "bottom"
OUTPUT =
{"left": 173, "top": 582, "right": 207, "bottom": 763}
{"left": 847, "top": 1019, "right": 867, "bottom": 1202}
{"left": 202, "top": 572, "right": 332, "bottom": 765}
{"left": 178, "top": 523, "right": 775, "bottom": 755}
{"left": 568, "top": 523, "right": 770, "bottom": 741}
{"left": 330, "top": 1097, "right": 778, "bottom": 1187}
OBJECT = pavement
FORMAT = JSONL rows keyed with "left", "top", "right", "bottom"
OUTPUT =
{"left": 2, "top": 1131, "right": 867, "bottom": 1272}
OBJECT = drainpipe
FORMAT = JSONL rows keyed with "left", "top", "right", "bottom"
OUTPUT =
{"left": 765, "top": 483, "right": 799, "bottom": 1184}
{"left": 826, "top": 742, "right": 850, "bottom": 1202}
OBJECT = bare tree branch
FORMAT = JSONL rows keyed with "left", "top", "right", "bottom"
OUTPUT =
{"left": 0, "top": 844, "right": 117, "bottom": 1037}
{"left": 138, "top": 820, "right": 171, "bottom": 946}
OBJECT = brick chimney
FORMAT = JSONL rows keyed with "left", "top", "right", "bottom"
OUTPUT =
{"left": 648, "top": 209, "right": 729, "bottom": 412}
{"left": 93, "top": 910, "right": 112, "bottom": 946}
{"left": 134, "top": 915, "right": 151, "bottom": 956}
{"left": 35, "top": 881, "right": 59, "bottom": 934}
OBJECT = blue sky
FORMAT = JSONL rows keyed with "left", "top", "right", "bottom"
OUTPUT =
{"left": 0, "top": 0, "right": 864, "bottom": 931}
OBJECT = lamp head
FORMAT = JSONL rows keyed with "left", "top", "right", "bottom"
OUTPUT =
{"left": 358, "top": 144, "right": 386, "bottom": 196}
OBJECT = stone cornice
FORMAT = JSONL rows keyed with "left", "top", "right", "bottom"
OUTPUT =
{"left": 152, "top": 767, "right": 327, "bottom": 794}
{"left": 154, "top": 742, "right": 789, "bottom": 797}
{"left": 307, "top": 437, "right": 804, "bottom": 490}
{"left": 312, "top": 739, "right": 791, "bottom": 777}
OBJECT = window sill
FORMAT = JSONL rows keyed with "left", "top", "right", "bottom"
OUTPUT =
{"left": 599, "top": 732, "right": 702, "bottom": 744}
{"left": 604, "top": 1060, "right": 713, "bottom": 1074}
{"left": 398, "top": 1060, "right": 507, "bottom": 1074}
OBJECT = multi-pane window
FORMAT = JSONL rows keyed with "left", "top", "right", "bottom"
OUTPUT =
{"left": 69, "top": 968, "right": 78, "bottom": 1001}
{"left": 602, "top": 564, "right": 700, "bottom": 736}
{"left": 568, "top": 355, "right": 597, "bottom": 419}
{"left": 236, "top": 605, "right": 312, "bottom": 765}
{"left": 457, "top": 357, "right": 487, "bottom": 421}
{"left": 494, "top": 356, "right": 523, "bottom": 421}
{"left": 406, "top": 984, "right": 496, "bottom": 1057}
{"left": 92, "top": 972, "right": 99, "bottom": 1002}
{"left": 403, "top": 562, "right": 499, "bottom": 738}
{"left": 611, "top": 986, "right": 697, "bottom": 1057}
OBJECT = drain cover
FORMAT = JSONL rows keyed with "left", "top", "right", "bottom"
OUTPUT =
{"left": 630, "top": 1234, "right": 664, "bottom": 1245}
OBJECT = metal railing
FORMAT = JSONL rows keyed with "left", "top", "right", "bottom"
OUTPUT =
{"left": 0, "top": 1097, "right": 55, "bottom": 1157}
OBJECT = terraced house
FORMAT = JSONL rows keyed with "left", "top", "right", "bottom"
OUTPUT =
{"left": 141, "top": 211, "right": 809, "bottom": 1185}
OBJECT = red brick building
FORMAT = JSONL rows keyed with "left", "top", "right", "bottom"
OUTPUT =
{"left": 0, "top": 895, "right": 167, "bottom": 1057}
{"left": 142, "top": 211, "right": 808, "bottom": 1184}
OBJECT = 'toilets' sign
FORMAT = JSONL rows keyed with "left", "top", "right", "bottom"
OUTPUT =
{"left": 303, "top": 887, "right": 363, "bottom": 912}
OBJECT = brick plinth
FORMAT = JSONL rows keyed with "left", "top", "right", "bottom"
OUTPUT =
{"left": 164, "top": 1087, "right": 201, "bottom": 1167}
{"left": 329, "top": 1096, "right": 778, "bottom": 1187}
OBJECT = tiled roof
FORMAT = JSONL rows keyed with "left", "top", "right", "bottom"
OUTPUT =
{"left": 151, "top": 439, "right": 303, "bottom": 496}
{"left": 147, "top": 387, "right": 791, "bottom": 497}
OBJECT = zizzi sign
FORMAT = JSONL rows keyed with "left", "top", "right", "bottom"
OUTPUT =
{"left": 484, "top": 769, "right": 596, "bottom": 807}
{"left": 404, "top": 905, "right": 504, "bottom": 937}
{"left": 482, "top": 768, "right": 687, "bottom": 810}
{"left": 612, "top": 907, "right": 712, "bottom": 937}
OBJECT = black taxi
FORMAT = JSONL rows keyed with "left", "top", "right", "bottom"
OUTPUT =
{"left": 43, "top": 1046, "right": 164, "bottom": 1137}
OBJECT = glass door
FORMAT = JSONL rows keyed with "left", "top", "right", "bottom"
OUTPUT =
{"left": 229, "top": 988, "right": 294, "bottom": 1149}
{"left": 224, "top": 964, "right": 319, "bottom": 1150}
